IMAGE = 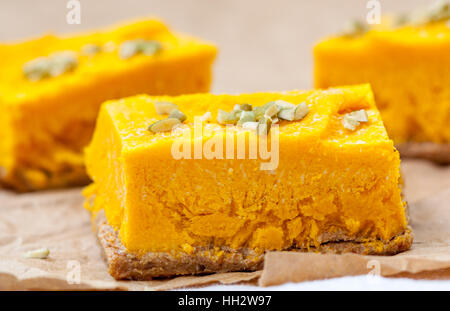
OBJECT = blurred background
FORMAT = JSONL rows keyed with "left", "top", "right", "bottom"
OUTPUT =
{"left": 0, "top": 0, "right": 429, "bottom": 93}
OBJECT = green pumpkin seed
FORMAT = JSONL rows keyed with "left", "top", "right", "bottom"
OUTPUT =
{"left": 23, "top": 51, "right": 78, "bottom": 81}
{"left": 48, "top": 51, "right": 78, "bottom": 77}
{"left": 349, "top": 109, "right": 368, "bottom": 122}
{"left": 342, "top": 116, "right": 360, "bottom": 131}
{"left": 237, "top": 103, "right": 253, "bottom": 111}
{"left": 253, "top": 106, "right": 265, "bottom": 121}
{"left": 394, "top": 14, "right": 410, "bottom": 27}
{"left": 199, "top": 111, "right": 212, "bottom": 122}
{"left": 169, "top": 109, "right": 187, "bottom": 122}
{"left": 276, "top": 102, "right": 308, "bottom": 121}
{"left": 217, "top": 109, "right": 238, "bottom": 125}
{"left": 23, "top": 57, "right": 51, "bottom": 81}
{"left": 426, "top": 0, "right": 450, "bottom": 23}
{"left": 294, "top": 102, "right": 309, "bottom": 120}
{"left": 140, "top": 40, "right": 162, "bottom": 55}
{"left": 274, "top": 100, "right": 296, "bottom": 111}
{"left": 341, "top": 20, "right": 368, "bottom": 37}
{"left": 242, "top": 121, "right": 259, "bottom": 132}
{"left": 119, "top": 41, "right": 140, "bottom": 59}
{"left": 82, "top": 43, "right": 100, "bottom": 56}
{"left": 264, "top": 102, "right": 280, "bottom": 118}
{"left": 154, "top": 102, "right": 178, "bottom": 115}
{"left": 25, "top": 248, "right": 50, "bottom": 259}
{"left": 342, "top": 109, "right": 368, "bottom": 131}
{"left": 278, "top": 108, "right": 295, "bottom": 121}
{"left": 237, "top": 111, "right": 256, "bottom": 125}
{"left": 119, "top": 39, "right": 162, "bottom": 59}
{"left": 148, "top": 118, "right": 181, "bottom": 133}
{"left": 274, "top": 100, "right": 296, "bottom": 120}
{"left": 258, "top": 116, "right": 272, "bottom": 136}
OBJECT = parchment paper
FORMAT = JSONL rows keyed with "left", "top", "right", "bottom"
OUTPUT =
{"left": 0, "top": 159, "right": 449, "bottom": 290}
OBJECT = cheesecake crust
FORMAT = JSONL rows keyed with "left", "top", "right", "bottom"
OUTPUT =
{"left": 95, "top": 213, "right": 413, "bottom": 280}
{"left": 397, "top": 142, "right": 450, "bottom": 164}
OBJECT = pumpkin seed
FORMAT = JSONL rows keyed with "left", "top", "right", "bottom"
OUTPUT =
{"left": 264, "top": 102, "right": 280, "bottom": 118}
{"left": 154, "top": 102, "right": 178, "bottom": 115}
{"left": 23, "top": 51, "right": 78, "bottom": 81}
{"left": 25, "top": 248, "right": 50, "bottom": 259}
{"left": 274, "top": 99, "right": 295, "bottom": 111}
{"left": 81, "top": 43, "right": 100, "bottom": 56}
{"left": 233, "top": 110, "right": 243, "bottom": 119}
{"left": 140, "top": 40, "right": 162, "bottom": 55}
{"left": 217, "top": 109, "right": 238, "bottom": 125}
{"left": 342, "top": 109, "right": 368, "bottom": 131}
{"left": 48, "top": 51, "right": 78, "bottom": 77}
{"left": 119, "top": 41, "right": 139, "bottom": 59}
{"left": 277, "top": 102, "right": 309, "bottom": 121}
{"left": 239, "top": 103, "right": 253, "bottom": 111}
{"left": 242, "top": 121, "right": 259, "bottom": 132}
{"left": 426, "top": 0, "right": 450, "bottom": 23}
{"left": 169, "top": 109, "right": 187, "bottom": 122}
{"left": 341, "top": 20, "right": 368, "bottom": 37}
{"left": 253, "top": 106, "right": 265, "bottom": 121}
{"left": 237, "top": 111, "right": 256, "bottom": 125}
{"left": 199, "top": 111, "right": 212, "bottom": 122}
{"left": 278, "top": 108, "right": 295, "bottom": 121}
{"left": 349, "top": 109, "right": 368, "bottom": 122}
{"left": 23, "top": 57, "right": 51, "bottom": 81}
{"left": 148, "top": 118, "right": 181, "bottom": 133}
{"left": 294, "top": 102, "right": 309, "bottom": 120}
{"left": 342, "top": 116, "right": 360, "bottom": 131}
{"left": 258, "top": 116, "right": 272, "bottom": 136}
{"left": 394, "top": 14, "right": 410, "bottom": 27}
{"left": 119, "top": 39, "right": 162, "bottom": 59}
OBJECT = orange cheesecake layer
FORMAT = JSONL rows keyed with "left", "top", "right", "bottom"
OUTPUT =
{"left": 84, "top": 84, "right": 409, "bottom": 256}
{"left": 0, "top": 19, "right": 216, "bottom": 191}
{"left": 314, "top": 20, "right": 450, "bottom": 146}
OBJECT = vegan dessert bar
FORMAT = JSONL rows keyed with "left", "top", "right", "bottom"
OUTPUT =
{"left": 314, "top": 1, "right": 450, "bottom": 163}
{"left": 84, "top": 84, "right": 412, "bottom": 279}
{"left": 0, "top": 19, "right": 216, "bottom": 191}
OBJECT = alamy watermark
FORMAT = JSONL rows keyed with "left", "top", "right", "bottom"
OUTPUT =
{"left": 366, "top": 259, "right": 382, "bottom": 283}
{"left": 66, "top": 260, "right": 81, "bottom": 285}
{"left": 66, "top": 0, "right": 81, "bottom": 25}
{"left": 366, "top": 0, "right": 381, "bottom": 25}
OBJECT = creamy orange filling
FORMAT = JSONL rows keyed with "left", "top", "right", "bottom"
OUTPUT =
{"left": 84, "top": 84, "right": 407, "bottom": 255}
{"left": 314, "top": 21, "right": 450, "bottom": 144}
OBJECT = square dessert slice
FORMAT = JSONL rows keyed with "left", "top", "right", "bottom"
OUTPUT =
{"left": 0, "top": 19, "right": 216, "bottom": 191}
{"left": 84, "top": 84, "right": 412, "bottom": 280}
{"left": 314, "top": 1, "right": 450, "bottom": 163}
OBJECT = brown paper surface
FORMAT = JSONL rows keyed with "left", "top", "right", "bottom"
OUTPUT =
{"left": 0, "top": 189, "right": 260, "bottom": 290}
{"left": 0, "top": 159, "right": 449, "bottom": 290}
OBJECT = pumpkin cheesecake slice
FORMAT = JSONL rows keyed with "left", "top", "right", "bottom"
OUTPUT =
{"left": 0, "top": 19, "right": 216, "bottom": 191}
{"left": 314, "top": 1, "right": 450, "bottom": 163}
{"left": 84, "top": 84, "right": 412, "bottom": 280}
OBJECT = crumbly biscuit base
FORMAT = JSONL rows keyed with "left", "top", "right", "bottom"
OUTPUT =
{"left": 397, "top": 142, "right": 450, "bottom": 164}
{"left": 95, "top": 213, "right": 413, "bottom": 280}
